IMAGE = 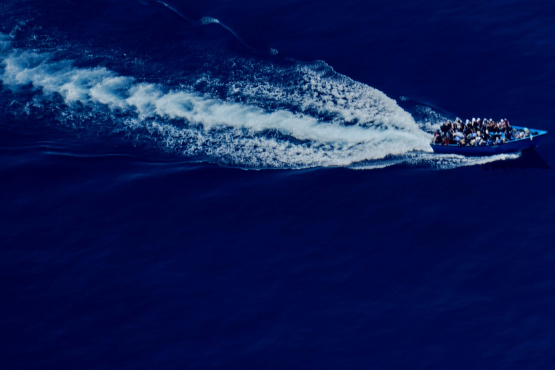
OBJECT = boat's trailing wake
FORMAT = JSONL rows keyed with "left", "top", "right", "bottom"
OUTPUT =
{"left": 0, "top": 30, "right": 518, "bottom": 169}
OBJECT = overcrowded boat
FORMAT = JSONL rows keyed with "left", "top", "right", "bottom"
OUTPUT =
{"left": 430, "top": 118, "right": 547, "bottom": 155}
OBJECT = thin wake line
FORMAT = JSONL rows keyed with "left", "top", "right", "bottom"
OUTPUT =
{"left": 157, "top": 0, "right": 192, "bottom": 22}
{"left": 156, "top": 1, "right": 277, "bottom": 55}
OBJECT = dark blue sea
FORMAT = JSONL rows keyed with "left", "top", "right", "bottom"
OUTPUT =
{"left": 2, "top": 0, "right": 555, "bottom": 368}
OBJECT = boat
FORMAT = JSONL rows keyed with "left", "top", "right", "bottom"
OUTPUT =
{"left": 431, "top": 126, "right": 548, "bottom": 155}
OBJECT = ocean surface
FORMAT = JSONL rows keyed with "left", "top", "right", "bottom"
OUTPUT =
{"left": 1, "top": 0, "right": 555, "bottom": 368}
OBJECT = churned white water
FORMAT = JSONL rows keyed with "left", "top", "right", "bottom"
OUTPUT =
{"left": 0, "top": 32, "right": 517, "bottom": 169}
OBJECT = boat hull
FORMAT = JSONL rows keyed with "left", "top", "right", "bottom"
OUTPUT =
{"left": 431, "top": 127, "right": 547, "bottom": 156}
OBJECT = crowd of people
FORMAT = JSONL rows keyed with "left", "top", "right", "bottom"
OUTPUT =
{"left": 432, "top": 118, "right": 532, "bottom": 146}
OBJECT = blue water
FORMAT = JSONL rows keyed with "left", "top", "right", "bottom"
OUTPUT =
{"left": 2, "top": 0, "right": 555, "bottom": 368}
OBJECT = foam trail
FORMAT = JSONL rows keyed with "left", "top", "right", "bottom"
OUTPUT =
{"left": 0, "top": 50, "right": 423, "bottom": 145}
{"left": 157, "top": 1, "right": 276, "bottom": 55}
{"left": 0, "top": 43, "right": 434, "bottom": 167}
{"left": 351, "top": 152, "right": 521, "bottom": 170}
{"left": 0, "top": 32, "right": 516, "bottom": 170}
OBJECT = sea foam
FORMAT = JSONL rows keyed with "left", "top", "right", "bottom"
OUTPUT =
{"left": 0, "top": 32, "right": 515, "bottom": 169}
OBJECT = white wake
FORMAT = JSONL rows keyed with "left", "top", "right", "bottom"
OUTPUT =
{"left": 0, "top": 32, "right": 517, "bottom": 169}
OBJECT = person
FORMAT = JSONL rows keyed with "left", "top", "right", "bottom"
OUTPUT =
{"left": 433, "top": 131, "right": 442, "bottom": 144}
{"left": 466, "top": 131, "right": 477, "bottom": 142}
{"left": 463, "top": 122, "right": 471, "bottom": 136}
{"left": 453, "top": 131, "right": 465, "bottom": 145}
{"left": 487, "top": 119, "right": 494, "bottom": 133}
{"left": 477, "top": 131, "right": 488, "bottom": 146}
{"left": 505, "top": 124, "right": 513, "bottom": 141}
{"left": 440, "top": 121, "right": 450, "bottom": 135}
{"left": 456, "top": 118, "right": 463, "bottom": 130}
